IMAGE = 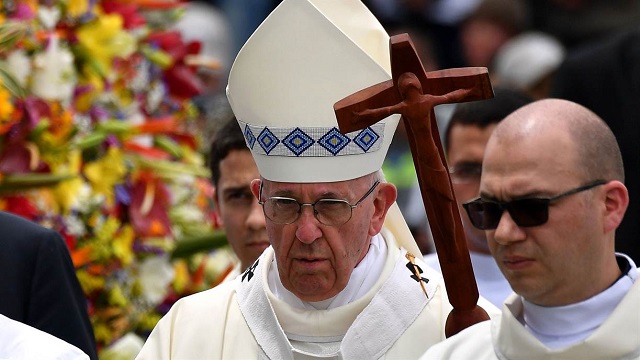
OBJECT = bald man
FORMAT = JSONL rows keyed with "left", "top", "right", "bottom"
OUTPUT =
{"left": 421, "top": 99, "right": 639, "bottom": 359}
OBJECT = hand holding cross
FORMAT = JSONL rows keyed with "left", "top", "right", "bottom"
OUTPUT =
{"left": 334, "top": 33, "right": 493, "bottom": 337}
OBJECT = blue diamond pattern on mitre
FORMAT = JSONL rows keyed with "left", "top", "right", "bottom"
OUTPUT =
{"left": 238, "top": 119, "right": 385, "bottom": 157}
{"left": 318, "top": 128, "right": 350, "bottom": 155}
{"left": 283, "top": 128, "right": 314, "bottom": 156}
{"left": 257, "top": 128, "right": 280, "bottom": 154}
{"left": 244, "top": 125, "right": 256, "bottom": 149}
{"left": 353, "top": 127, "right": 380, "bottom": 152}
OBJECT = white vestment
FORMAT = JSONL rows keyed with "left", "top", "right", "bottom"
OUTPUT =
{"left": 421, "top": 256, "right": 640, "bottom": 360}
{"left": 221, "top": 262, "right": 242, "bottom": 283}
{"left": 137, "top": 229, "right": 498, "bottom": 359}
{"left": 424, "top": 251, "right": 512, "bottom": 308}
{"left": 0, "top": 314, "right": 89, "bottom": 360}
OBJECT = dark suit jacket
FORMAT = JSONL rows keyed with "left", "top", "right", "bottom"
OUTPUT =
{"left": 0, "top": 211, "right": 97, "bottom": 359}
{"left": 551, "top": 28, "right": 640, "bottom": 264}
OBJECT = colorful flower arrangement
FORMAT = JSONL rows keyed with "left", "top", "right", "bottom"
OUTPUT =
{"left": 0, "top": 0, "right": 235, "bottom": 357}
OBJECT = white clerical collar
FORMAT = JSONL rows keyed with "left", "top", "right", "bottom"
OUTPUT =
{"left": 522, "top": 254, "right": 637, "bottom": 349}
{"left": 268, "top": 233, "right": 387, "bottom": 310}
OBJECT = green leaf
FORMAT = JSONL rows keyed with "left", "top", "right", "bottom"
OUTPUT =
{"left": 0, "top": 61, "right": 27, "bottom": 98}
{"left": 132, "top": 155, "right": 211, "bottom": 177}
{"left": 154, "top": 135, "right": 183, "bottom": 158}
{"left": 0, "top": 21, "right": 27, "bottom": 53}
{"left": 0, "top": 173, "right": 76, "bottom": 194}
{"left": 74, "top": 132, "right": 108, "bottom": 150}
{"left": 170, "top": 231, "right": 228, "bottom": 260}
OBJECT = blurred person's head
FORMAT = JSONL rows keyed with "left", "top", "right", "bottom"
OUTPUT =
{"left": 446, "top": 86, "right": 533, "bottom": 254}
{"left": 459, "top": 0, "right": 529, "bottom": 67}
{"left": 493, "top": 31, "right": 566, "bottom": 99}
{"left": 173, "top": 1, "right": 232, "bottom": 94}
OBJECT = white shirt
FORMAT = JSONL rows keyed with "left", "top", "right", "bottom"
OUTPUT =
{"left": 421, "top": 254, "right": 640, "bottom": 360}
{"left": 522, "top": 254, "right": 638, "bottom": 349}
{"left": 425, "top": 251, "right": 512, "bottom": 308}
{"left": 0, "top": 314, "right": 89, "bottom": 360}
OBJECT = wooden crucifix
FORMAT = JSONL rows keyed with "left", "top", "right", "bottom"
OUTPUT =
{"left": 334, "top": 33, "right": 493, "bottom": 337}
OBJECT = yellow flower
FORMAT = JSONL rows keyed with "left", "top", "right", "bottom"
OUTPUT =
{"left": 76, "top": 269, "right": 106, "bottom": 294}
{"left": 76, "top": 12, "right": 135, "bottom": 77}
{"left": 172, "top": 260, "right": 189, "bottom": 294}
{"left": 49, "top": 103, "right": 74, "bottom": 141}
{"left": 74, "top": 71, "right": 104, "bottom": 112}
{"left": 93, "top": 323, "right": 112, "bottom": 346}
{"left": 0, "top": 86, "right": 17, "bottom": 134}
{"left": 108, "top": 285, "right": 128, "bottom": 307}
{"left": 37, "top": 103, "right": 77, "bottom": 168}
{"left": 0, "top": 87, "right": 14, "bottom": 119}
{"left": 113, "top": 225, "right": 135, "bottom": 266}
{"left": 67, "top": 0, "right": 91, "bottom": 18}
{"left": 90, "top": 216, "right": 120, "bottom": 262}
{"left": 136, "top": 313, "right": 162, "bottom": 333}
{"left": 84, "top": 147, "right": 127, "bottom": 206}
{"left": 52, "top": 150, "right": 83, "bottom": 214}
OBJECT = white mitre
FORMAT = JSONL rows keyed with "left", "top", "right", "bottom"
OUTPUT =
{"left": 226, "top": 0, "right": 399, "bottom": 183}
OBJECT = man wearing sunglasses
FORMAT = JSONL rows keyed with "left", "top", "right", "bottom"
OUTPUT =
{"left": 423, "top": 86, "right": 533, "bottom": 308}
{"left": 422, "top": 98, "right": 638, "bottom": 359}
{"left": 136, "top": 1, "right": 500, "bottom": 359}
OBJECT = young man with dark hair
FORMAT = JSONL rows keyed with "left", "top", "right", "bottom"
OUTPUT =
{"left": 209, "top": 117, "right": 269, "bottom": 276}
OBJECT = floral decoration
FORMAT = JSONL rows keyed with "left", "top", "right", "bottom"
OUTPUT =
{"left": 0, "top": 0, "right": 235, "bottom": 357}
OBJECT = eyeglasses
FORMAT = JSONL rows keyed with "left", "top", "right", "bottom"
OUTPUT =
{"left": 462, "top": 180, "right": 607, "bottom": 230}
{"left": 449, "top": 162, "right": 482, "bottom": 184}
{"left": 258, "top": 181, "right": 380, "bottom": 226}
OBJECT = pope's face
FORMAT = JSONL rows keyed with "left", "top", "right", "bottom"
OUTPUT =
{"left": 252, "top": 176, "right": 392, "bottom": 302}
{"left": 213, "top": 150, "right": 269, "bottom": 271}
{"left": 447, "top": 123, "right": 497, "bottom": 254}
{"left": 481, "top": 130, "right": 607, "bottom": 306}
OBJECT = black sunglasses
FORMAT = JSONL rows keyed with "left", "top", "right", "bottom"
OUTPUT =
{"left": 463, "top": 180, "right": 607, "bottom": 230}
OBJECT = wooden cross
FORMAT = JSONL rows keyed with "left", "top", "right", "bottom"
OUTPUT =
{"left": 334, "top": 33, "right": 493, "bottom": 337}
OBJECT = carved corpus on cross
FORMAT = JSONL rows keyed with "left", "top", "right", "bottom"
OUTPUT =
{"left": 334, "top": 33, "right": 493, "bottom": 337}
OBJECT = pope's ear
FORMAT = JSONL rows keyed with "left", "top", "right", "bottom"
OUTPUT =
{"left": 369, "top": 182, "right": 397, "bottom": 236}
{"left": 602, "top": 180, "right": 629, "bottom": 234}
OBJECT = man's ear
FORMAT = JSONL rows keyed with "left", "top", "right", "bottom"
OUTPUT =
{"left": 369, "top": 182, "right": 397, "bottom": 236}
{"left": 211, "top": 185, "right": 224, "bottom": 226}
{"left": 602, "top": 180, "right": 629, "bottom": 234}
{"left": 212, "top": 185, "right": 219, "bottom": 208}
{"left": 250, "top": 178, "right": 262, "bottom": 200}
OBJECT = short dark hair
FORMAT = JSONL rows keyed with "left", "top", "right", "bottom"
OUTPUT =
{"left": 208, "top": 117, "right": 250, "bottom": 186}
{"left": 444, "top": 86, "right": 534, "bottom": 150}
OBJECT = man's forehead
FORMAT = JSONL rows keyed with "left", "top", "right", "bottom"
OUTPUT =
{"left": 480, "top": 172, "right": 539, "bottom": 200}
{"left": 218, "top": 151, "right": 259, "bottom": 184}
{"left": 447, "top": 124, "right": 497, "bottom": 159}
{"left": 480, "top": 150, "right": 576, "bottom": 200}
{"left": 263, "top": 178, "right": 357, "bottom": 195}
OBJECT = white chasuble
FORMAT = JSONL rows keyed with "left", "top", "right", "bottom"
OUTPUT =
{"left": 236, "top": 229, "right": 441, "bottom": 359}
{"left": 136, "top": 229, "right": 457, "bottom": 359}
{"left": 422, "top": 257, "right": 640, "bottom": 360}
